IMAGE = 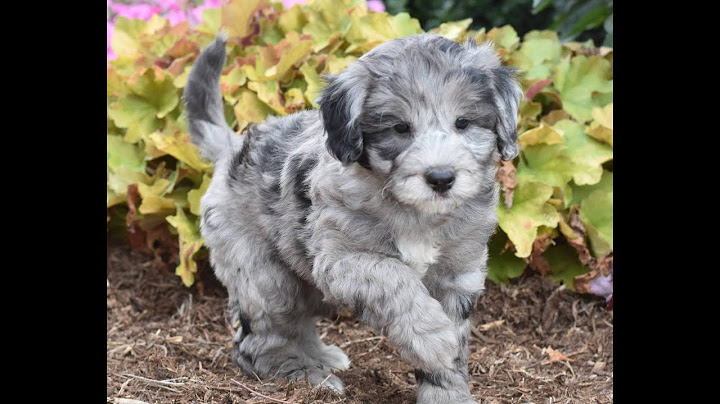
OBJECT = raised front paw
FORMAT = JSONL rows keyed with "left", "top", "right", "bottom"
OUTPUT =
{"left": 391, "top": 300, "right": 459, "bottom": 372}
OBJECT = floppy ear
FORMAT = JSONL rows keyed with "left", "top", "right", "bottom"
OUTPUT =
{"left": 491, "top": 65, "right": 522, "bottom": 161}
{"left": 317, "top": 64, "right": 369, "bottom": 165}
{"left": 462, "top": 39, "right": 522, "bottom": 161}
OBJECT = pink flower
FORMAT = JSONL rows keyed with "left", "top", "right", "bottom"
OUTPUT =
{"left": 190, "top": 4, "right": 211, "bottom": 26}
{"left": 282, "top": 0, "right": 306, "bottom": 7}
{"left": 366, "top": 0, "right": 385, "bottom": 12}
{"left": 110, "top": 3, "right": 161, "bottom": 20}
{"left": 154, "top": 0, "right": 181, "bottom": 11}
{"left": 165, "top": 9, "right": 187, "bottom": 25}
{"left": 107, "top": 21, "right": 117, "bottom": 65}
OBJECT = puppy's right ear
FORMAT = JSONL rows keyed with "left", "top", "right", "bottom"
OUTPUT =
{"left": 317, "top": 64, "right": 369, "bottom": 165}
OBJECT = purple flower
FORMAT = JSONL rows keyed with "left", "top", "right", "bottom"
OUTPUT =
{"left": 590, "top": 261, "right": 613, "bottom": 310}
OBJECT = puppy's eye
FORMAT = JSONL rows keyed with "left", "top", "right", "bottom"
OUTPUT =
{"left": 455, "top": 117, "right": 469, "bottom": 129}
{"left": 393, "top": 123, "right": 410, "bottom": 133}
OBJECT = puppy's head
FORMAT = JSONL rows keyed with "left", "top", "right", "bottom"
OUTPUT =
{"left": 317, "top": 34, "right": 522, "bottom": 215}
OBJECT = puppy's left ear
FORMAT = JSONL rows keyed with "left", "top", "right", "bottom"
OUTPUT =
{"left": 463, "top": 39, "right": 522, "bottom": 161}
{"left": 491, "top": 66, "right": 523, "bottom": 161}
{"left": 317, "top": 64, "right": 369, "bottom": 165}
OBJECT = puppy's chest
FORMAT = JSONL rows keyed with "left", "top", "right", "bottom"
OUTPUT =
{"left": 394, "top": 235, "right": 440, "bottom": 276}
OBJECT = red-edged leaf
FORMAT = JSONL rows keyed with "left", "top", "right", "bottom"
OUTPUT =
{"left": 525, "top": 78, "right": 553, "bottom": 99}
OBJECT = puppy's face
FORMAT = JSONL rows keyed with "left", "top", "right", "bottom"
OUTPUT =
{"left": 318, "top": 34, "right": 522, "bottom": 215}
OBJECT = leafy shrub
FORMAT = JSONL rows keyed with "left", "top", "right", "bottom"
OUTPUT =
{"left": 107, "top": 0, "right": 612, "bottom": 299}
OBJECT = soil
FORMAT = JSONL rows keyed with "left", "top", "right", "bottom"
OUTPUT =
{"left": 107, "top": 242, "right": 613, "bottom": 404}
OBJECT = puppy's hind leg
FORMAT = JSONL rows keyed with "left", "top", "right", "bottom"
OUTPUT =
{"left": 297, "top": 290, "right": 351, "bottom": 372}
{"left": 223, "top": 256, "right": 346, "bottom": 395}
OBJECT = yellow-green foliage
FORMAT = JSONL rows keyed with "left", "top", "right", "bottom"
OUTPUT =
{"left": 107, "top": 0, "right": 613, "bottom": 288}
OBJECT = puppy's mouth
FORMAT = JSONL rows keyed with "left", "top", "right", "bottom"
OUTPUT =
{"left": 385, "top": 173, "right": 464, "bottom": 215}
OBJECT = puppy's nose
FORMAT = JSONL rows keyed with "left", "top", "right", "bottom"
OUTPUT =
{"left": 425, "top": 167, "right": 455, "bottom": 193}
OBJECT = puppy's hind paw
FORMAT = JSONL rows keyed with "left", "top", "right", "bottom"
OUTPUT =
{"left": 288, "top": 368, "right": 346, "bottom": 396}
{"left": 320, "top": 344, "right": 351, "bottom": 371}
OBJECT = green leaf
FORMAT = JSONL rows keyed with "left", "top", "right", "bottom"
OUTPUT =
{"left": 108, "top": 96, "right": 162, "bottom": 143}
{"left": 108, "top": 68, "right": 179, "bottom": 143}
{"left": 517, "top": 123, "right": 564, "bottom": 148}
{"left": 150, "top": 34, "right": 180, "bottom": 58}
{"left": 195, "top": 8, "right": 221, "bottom": 35}
{"left": 222, "top": 0, "right": 264, "bottom": 39}
{"left": 487, "top": 230, "right": 527, "bottom": 284}
{"left": 107, "top": 135, "right": 145, "bottom": 173}
{"left": 555, "top": 119, "right": 612, "bottom": 185}
{"left": 129, "top": 68, "right": 179, "bottom": 119}
{"left": 278, "top": 4, "right": 309, "bottom": 34}
{"left": 514, "top": 30, "right": 562, "bottom": 80}
{"left": 188, "top": 174, "right": 212, "bottom": 216}
{"left": 579, "top": 190, "right": 613, "bottom": 257}
{"left": 220, "top": 65, "right": 248, "bottom": 103}
{"left": 345, "top": 11, "right": 423, "bottom": 54}
{"left": 303, "top": 0, "right": 359, "bottom": 51}
{"left": 486, "top": 25, "right": 520, "bottom": 52}
{"left": 603, "top": 13, "right": 613, "bottom": 47}
{"left": 275, "top": 37, "right": 313, "bottom": 82}
{"left": 532, "top": 0, "right": 554, "bottom": 14}
{"left": 327, "top": 55, "right": 358, "bottom": 74}
{"left": 107, "top": 167, "right": 152, "bottom": 196}
{"left": 148, "top": 129, "right": 212, "bottom": 172}
{"left": 137, "top": 178, "right": 177, "bottom": 215}
{"left": 545, "top": 244, "right": 589, "bottom": 291}
{"left": 166, "top": 207, "right": 204, "bottom": 287}
{"left": 431, "top": 18, "right": 472, "bottom": 41}
{"left": 570, "top": 170, "right": 613, "bottom": 207}
{"left": 517, "top": 144, "right": 575, "bottom": 191}
{"left": 110, "top": 17, "right": 147, "bottom": 59}
{"left": 248, "top": 80, "right": 287, "bottom": 114}
{"left": 554, "top": 55, "right": 613, "bottom": 122}
{"left": 497, "top": 180, "right": 559, "bottom": 258}
{"left": 553, "top": 0, "right": 611, "bottom": 41}
{"left": 233, "top": 88, "right": 274, "bottom": 131}
{"left": 107, "top": 187, "right": 126, "bottom": 208}
{"left": 299, "top": 61, "right": 324, "bottom": 106}
{"left": 586, "top": 103, "right": 613, "bottom": 147}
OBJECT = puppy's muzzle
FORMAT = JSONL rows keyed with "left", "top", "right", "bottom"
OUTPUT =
{"left": 425, "top": 167, "right": 456, "bottom": 193}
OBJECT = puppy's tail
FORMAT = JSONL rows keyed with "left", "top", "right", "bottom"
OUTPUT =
{"left": 184, "top": 32, "right": 241, "bottom": 163}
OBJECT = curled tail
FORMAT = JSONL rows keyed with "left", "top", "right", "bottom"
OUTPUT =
{"left": 184, "top": 32, "right": 241, "bottom": 162}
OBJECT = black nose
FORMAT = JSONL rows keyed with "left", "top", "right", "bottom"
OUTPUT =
{"left": 425, "top": 167, "right": 455, "bottom": 193}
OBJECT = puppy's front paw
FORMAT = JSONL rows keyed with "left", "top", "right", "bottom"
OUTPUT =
{"left": 409, "top": 325, "right": 459, "bottom": 372}
{"left": 393, "top": 301, "right": 459, "bottom": 372}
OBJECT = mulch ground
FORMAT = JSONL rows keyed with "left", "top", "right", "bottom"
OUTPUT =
{"left": 107, "top": 241, "right": 613, "bottom": 404}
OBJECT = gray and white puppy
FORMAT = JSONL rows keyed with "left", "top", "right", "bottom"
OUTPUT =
{"left": 184, "top": 32, "right": 521, "bottom": 404}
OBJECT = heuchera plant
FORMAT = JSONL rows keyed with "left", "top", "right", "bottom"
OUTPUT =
{"left": 107, "top": 0, "right": 612, "bottom": 308}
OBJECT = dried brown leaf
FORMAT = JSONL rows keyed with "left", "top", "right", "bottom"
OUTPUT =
{"left": 556, "top": 209, "right": 613, "bottom": 293}
{"left": 496, "top": 160, "right": 518, "bottom": 208}
{"left": 546, "top": 346, "right": 573, "bottom": 363}
{"left": 527, "top": 234, "right": 553, "bottom": 275}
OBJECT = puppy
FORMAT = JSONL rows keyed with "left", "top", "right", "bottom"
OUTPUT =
{"left": 184, "top": 32, "right": 521, "bottom": 404}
